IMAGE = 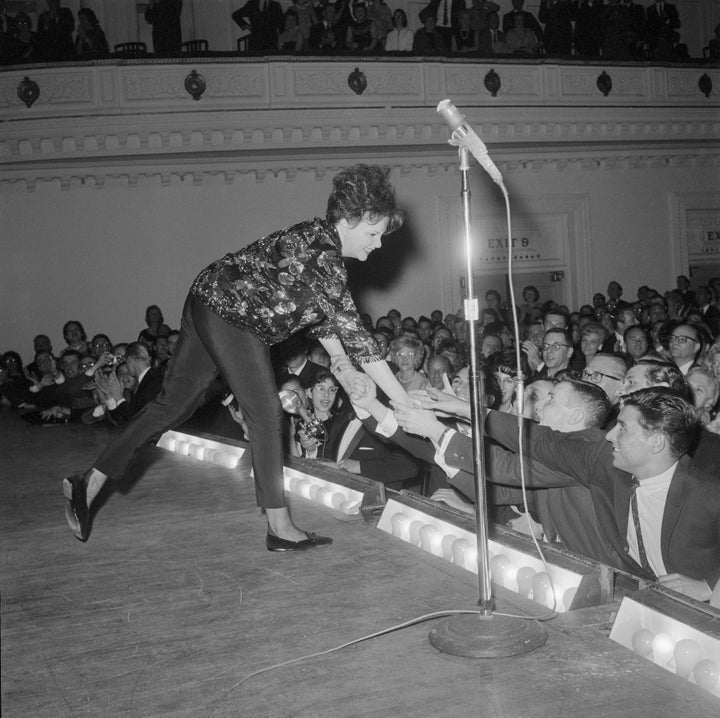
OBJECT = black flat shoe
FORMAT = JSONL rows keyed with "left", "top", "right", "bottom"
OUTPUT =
{"left": 63, "top": 474, "right": 90, "bottom": 542}
{"left": 266, "top": 531, "right": 333, "bottom": 552}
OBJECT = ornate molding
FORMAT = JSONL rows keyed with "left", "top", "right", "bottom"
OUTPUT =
{"left": 2, "top": 149, "right": 718, "bottom": 193}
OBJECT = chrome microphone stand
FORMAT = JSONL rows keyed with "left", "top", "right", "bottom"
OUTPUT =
{"left": 427, "top": 145, "right": 547, "bottom": 659}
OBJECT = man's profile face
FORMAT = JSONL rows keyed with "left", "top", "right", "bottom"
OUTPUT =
{"left": 606, "top": 405, "right": 653, "bottom": 475}
{"left": 537, "top": 381, "right": 574, "bottom": 431}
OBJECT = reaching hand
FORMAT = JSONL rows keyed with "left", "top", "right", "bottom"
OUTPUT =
{"left": 348, "top": 373, "right": 377, "bottom": 409}
{"left": 392, "top": 401, "right": 446, "bottom": 441}
{"left": 430, "top": 488, "right": 473, "bottom": 514}
{"left": 420, "top": 386, "right": 471, "bottom": 420}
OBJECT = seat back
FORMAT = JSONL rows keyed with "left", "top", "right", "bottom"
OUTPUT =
{"left": 114, "top": 42, "right": 148, "bottom": 57}
{"left": 182, "top": 40, "right": 209, "bottom": 54}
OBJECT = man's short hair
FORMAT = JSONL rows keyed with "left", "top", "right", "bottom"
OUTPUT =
{"left": 636, "top": 359, "right": 691, "bottom": 400}
{"left": 543, "top": 328, "right": 573, "bottom": 346}
{"left": 620, "top": 387, "right": 698, "bottom": 458}
{"left": 562, "top": 378, "right": 611, "bottom": 428}
{"left": 124, "top": 342, "right": 150, "bottom": 363}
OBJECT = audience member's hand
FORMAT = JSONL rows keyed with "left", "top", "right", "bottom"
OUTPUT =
{"left": 656, "top": 573, "right": 712, "bottom": 602}
{"left": 430, "top": 488, "right": 473, "bottom": 514}
{"left": 95, "top": 370, "right": 124, "bottom": 402}
{"left": 40, "top": 406, "right": 68, "bottom": 420}
{"left": 521, "top": 341, "right": 541, "bottom": 371}
{"left": 338, "top": 458, "right": 361, "bottom": 474}
{"left": 420, "top": 386, "right": 471, "bottom": 419}
{"left": 298, "top": 428, "right": 319, "bottom": 451}
{"left": 330, "top": 355, "right": 361, "bottom": 394}
{"left": 348, "top": 374, "right": 376, "bottom": 408}
{"left": 392, "top": 401, "right": 446, "bottom": 441}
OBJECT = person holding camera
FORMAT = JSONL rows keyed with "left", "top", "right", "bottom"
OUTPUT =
{"left": 89, "top": 342, "right": 165, "bottom": 427}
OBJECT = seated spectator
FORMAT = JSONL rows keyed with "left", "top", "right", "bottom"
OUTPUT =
{"left": 480, "top": 333, "right": 502, "bottom": 359}
{"left": 686, "top": 366, "right": 719, "bottom": 429}
{"left": 61, "top": 320, "right": 90, "bottom": 357}
{"left": 35, "top": 0, "right": 74, "bottom": 61}
{"left": 308, "top": 3, "right": 342, "bottom": 53}
{"left": 538, "top": 0, "right": 574, "bottom": 56}
{"left": 488, "top": 351, "right": 526, "bottom": 414}
{"left": 606, "top": 280, "right": 624, "bottom": 313}
{"left": 90, "top": 333, "right": 113, "bottom": 359}
{"left": 166, "top": 330, "right": 180, "bottom": 362}
{"left": 668, "top": 323, "right": 702, "bottom": 375}
{"left": 531, "top": 328, "right": 574, "bottom": 380}
{"left": 33, "top": 350, "right": 96, "bottom": 421}
{"left": 138, "top": 304, "right": 171, "bottom": 346}
{"left": 277, "top": 9, "right": 305, "bottom": 52}
{"left": 92, "top": 342, "right": 165, "bottom": 427}
{"left": 367, "top": 0, "right": 392, "bottom": 48}
{"left": 571, "top": 321, "right": 607, "bottom": 372}
{"left": 0, "top": 351, "right": 32, "bottom": 408}
{"left": 502, "top": 0, "right": 543, "bottom": 39}
{"left": 390, "top": 335, "right": 429, "bottom": 392}
{"left": 153, "top": 335, "right": 172, "bottom": 369}
{"left": 581, "top": 352, "right": 629, "bottom": 418}
{"left": 346, "top": 2, "right": 378, "bottom": 52}
{"left": 695, "top": 285, "right": 720, "bottom": 335}
{"left": 412, "top": 13, "right": 447, "bottom": 55}
{"left": 24, "top": 335, "right": 53, "bottom": 378}
{"left": 26, "top": 351, "right": 65, "bottom": 399}
{"left": 624, "top": 325, "right": 652, "bottom": 363}
{"left": 609, "top": 304, "right": 639, "bottom": 353}
{"left": 5, "top": 11, "right": 38, "bottom": 61}
{"left": 426, "top": 354, "right": 453, "bottom": 391}
{"left": 74, "top": 7, "right": 109, "bottom": 59}
{"left": 384, "top": 8, "right": 413, "bottom": 52}
{"left": 232, "top": 0, "right": 284, "bottom": 54}
{"left": 274, "top": 333, "right": 324, "bottom": 389}
{"left": 437, "top": 338, "right": 466, "bottom": 375}
{"left": 291, "top": 0, "right": 316, "bottom": 43}
{"left": 452, "top": 10, "right": 479, "bottom": 54}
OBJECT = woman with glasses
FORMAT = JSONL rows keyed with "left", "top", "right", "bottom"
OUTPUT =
{"left": 384, "top": 8, "right": 413, "bottom": 51}
{"left": 390, "top": 335, "right": 429, "bottom": 392}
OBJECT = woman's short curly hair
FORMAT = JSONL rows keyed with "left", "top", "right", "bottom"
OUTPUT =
{"left": 326, "top": 164, "right": 404, "bottom": 233}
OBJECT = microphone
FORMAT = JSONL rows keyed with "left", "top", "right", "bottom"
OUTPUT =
{"left": 436, "top": 99, "right": 503, "bottom": 187}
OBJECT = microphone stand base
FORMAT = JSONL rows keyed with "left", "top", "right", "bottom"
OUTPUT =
{"left": 428, "top": 612, "right": 547, "bottom": 659}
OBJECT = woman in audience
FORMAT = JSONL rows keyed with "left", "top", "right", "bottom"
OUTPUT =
{"left": 686, "top": 366, "right": 719, "bottom": 431}
{"left": 297, "top": 369, "right": 340, "bottom": 458}
{"left": 62, "top": 320, "right": 90, "bottom": 357}
{"left": 74, "top": 7, "right": 109, "bottom": 59}
{"left": 390, "top": 335, "right": 429, "bottom": 392}
{"left": 384, "top": 8, "right": 412, "bottom": 52}
{"left": 138, "top": 304, "right": 171, "bottom": 346}
{"left": 277, "top": 9, "right": 305, "bottom": 52}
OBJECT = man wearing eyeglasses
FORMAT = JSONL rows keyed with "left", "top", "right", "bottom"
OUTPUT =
{"left": 531, "top": 328, "right": 573, "bottom": 381}
{"left": 668, "top": 323, "right": 701, "bottom": 376}
{"left": 581, "top": 353, "right": 628, "bottom": 406}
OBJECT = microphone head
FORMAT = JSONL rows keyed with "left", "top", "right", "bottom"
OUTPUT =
{"left": 436, "top": 99, "right": 465, "bottom": 130}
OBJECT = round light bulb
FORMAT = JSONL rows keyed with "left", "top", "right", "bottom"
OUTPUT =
{"left": 515, "top": 566, "right": 536, "bottom": 597}
{"left": 408, "top": 520, "right": 424, "bottom": 546}
{"left": 419, "top": 524, "right": 441, "bottom": 555}
{"left": 693, "top": 659, "right": 720, "bottom": 692}
{"left": 330, "top": 491, "right": 346, "bottom": 508}
{"left": 673, "top": 638, "right": 703, "bottom": 680}
{"left": 489, "top": 554, "right": 510, "bottom": 588}
{"left": 451, "top": 538, "right": 471, "bottom": 568}
{"left": 192, "top": 445, "right": 205, "bottom": 460}
{"left": 309, "top": 483, "right": 322, "bottom": 500}
{"left": 531, "top": 572, "right": 551, "bottom": 607}
{"left": 390, "top": 512, "right": 410, "bottom": 539}
{"left": 631, "top": 628, "right": 655, "bottom": 657}
{"left": 651, "top": 633, "right": 675, "bottom": 668}
{"left": 440, "top": 534, "right": 456, "bottom": 560}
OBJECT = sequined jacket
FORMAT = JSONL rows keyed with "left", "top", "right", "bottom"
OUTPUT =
{"left": 190, "top": 218, "right": 382, "bottom": 364}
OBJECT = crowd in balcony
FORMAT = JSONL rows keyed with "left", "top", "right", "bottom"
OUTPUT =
{"left": 1, "top": 0, "right": 713, "bottom": 64}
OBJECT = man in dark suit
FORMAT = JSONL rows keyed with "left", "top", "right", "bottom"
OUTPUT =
{"left": 274, "top": 334, "right": 325, "bottom": 390}
{"left": 418, "top": 0, "right": 466, "bottom": 48}
{"left": 695, "top": 286, "right": 720, "bottom": 335}
{"left": 104, "top": 342, "right": 165, "bottom": 426}
{"left": 645, "top": 0, "right": 681, "bottom": 59}
{"left": 460, "top": 388, "right": 720, "bottom": 600}
{"left": 35, "top": 0, "right": 75, "bottom": 61}
{"left": 144, "top": 0, "right": 183, "bottom": 54}
{"left": 232, "top": 0, "right": 284, "bottom": 54}
{"left": 308, "top": 3, "right": 342, "bottom": 53}
{"left": 538, "top": 0, "right": 575, "bottom": 56}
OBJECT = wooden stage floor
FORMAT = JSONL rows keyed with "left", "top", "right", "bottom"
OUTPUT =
{"left": 2, "top": 410, "right": 718, "bottom": 717}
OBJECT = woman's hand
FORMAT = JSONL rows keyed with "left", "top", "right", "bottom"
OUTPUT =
{"left": 430, "top": 488, "right": 473, "bottom": 514}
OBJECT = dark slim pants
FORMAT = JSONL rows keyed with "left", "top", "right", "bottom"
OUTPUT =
{"left": 95, "top": 294, "right": 286, "bottom": 508}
